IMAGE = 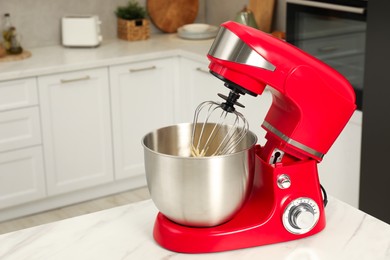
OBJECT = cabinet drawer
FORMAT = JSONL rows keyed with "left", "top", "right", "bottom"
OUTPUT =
{"left": 0, "top": 146, "right": 46, "bottom": 209}
{"left": 0, "top": 107, "right": 42, "bottom": 152}
{"left": 0, "top": 78, "right": 38, "bottom": 112}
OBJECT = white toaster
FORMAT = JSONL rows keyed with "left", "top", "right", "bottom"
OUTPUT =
{"left": 61, "top": 15, "right": 103, "bottom": 47}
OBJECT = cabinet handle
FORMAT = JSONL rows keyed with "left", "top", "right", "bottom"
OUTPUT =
{"left": 196, "top": 67, "right": 210, "bottom": 74}
{"left": 60, "top": 76, "right": 91, "bottom": 84}
{"left": 287, "top": 0, "right": 365, "bottom": 14}
{"left": 318, "top": 46, "right": 339, "bottom": 53}
{"left": 129, "top": 66, "right": 156, "bottom": 73}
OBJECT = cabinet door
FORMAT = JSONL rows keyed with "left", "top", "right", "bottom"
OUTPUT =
{"left": 0, "top": 78, "right": 38, "bottom": 112}
{"left": 178, "top": 58, "right": 272, "bottom": 145}
{"left": 0, "top": 107, "right": 42, "bottom": 153}
{"left": 38, "top": 68, "right": 114, "bottom": 195}
{"left": 110, "top": 58, "right": 175, "bottom": 179}
{"left": 0, "top": 147, "right": 46, "bottom": 209}
{"left": 318, "top": 111, "right": 362, "bottom": 208}
{"left": 176, "top": 58, "right": 222, "bottom": 123}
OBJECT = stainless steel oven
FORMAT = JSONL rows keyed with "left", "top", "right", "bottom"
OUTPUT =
{"left": 286, "top": 0, "right": 367, "bottom": 110}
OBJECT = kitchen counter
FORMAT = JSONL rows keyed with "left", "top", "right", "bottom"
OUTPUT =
{"left": 0, "top": 198, "right": 389, "bottom": 260}
{"left": 0, "top": 34, "right": 214, "bottom": 81}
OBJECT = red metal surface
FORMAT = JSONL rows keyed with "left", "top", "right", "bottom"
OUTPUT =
{"left": 153, "top": 146, "right": 326, "bottom": 253}
{"left": 207, "top": 21, "right": 356, "bottom": 161}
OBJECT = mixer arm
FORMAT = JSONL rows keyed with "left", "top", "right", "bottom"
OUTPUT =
{"left": 207, "top": 21, "right": 356, "bottom": 161}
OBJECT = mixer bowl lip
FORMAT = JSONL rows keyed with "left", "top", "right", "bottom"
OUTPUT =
{"left": 141, "top": 122, "right": 258, "bottom": 159}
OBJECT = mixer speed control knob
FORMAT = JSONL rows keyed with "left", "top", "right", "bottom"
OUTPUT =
{"left": 282, "top": 198, "right": 320, "bottom": 234}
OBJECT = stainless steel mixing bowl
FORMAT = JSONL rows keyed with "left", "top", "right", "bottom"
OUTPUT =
{"left": 142, "top": 123, "right": 257, "bottom": 227}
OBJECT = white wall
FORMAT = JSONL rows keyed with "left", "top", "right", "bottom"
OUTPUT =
{"left": 0, "top": 0, "right": 206, "bottom": 48}
{"left": 205, "top": 0, "right": 286, "bottom": 31}
{"left": 0, "top": 0, "right": 286, "bottom": 49}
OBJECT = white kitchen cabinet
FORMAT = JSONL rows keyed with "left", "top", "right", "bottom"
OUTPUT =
{"left": 176, "top": 58, "right": 222, "bottom": 123}
{"left": 0, "top": 76, "right": 46, "bottom": 210}
{"left": 177, "top": 57, "right": 272, "bottom": 145}
{"left": 318, "top": 110, "right": 362, "bottom": 208}
{"left": 0, "top": 147, "right": 46, "bottom": 209}
{"left": 110, "top": 58, "right": 175, "bottom": 180}
{"left": 38, "top": 68, "right": 114, "bottom": 195}
{"left": 0, "top": 78, "right": 38, "bottom": 112}
{"left": 0, "top": 107, "right": 42, "bottom": 153}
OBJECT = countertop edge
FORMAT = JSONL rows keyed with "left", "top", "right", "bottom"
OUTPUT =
{"left": 0, "top": 35, "right": 214, "bottom": 82}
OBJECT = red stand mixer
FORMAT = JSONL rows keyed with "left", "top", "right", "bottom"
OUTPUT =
{"left": 148, "top": 21, "right": 356, "bottom": 253}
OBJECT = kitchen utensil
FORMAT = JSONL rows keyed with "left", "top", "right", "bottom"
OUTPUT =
{"left": 147, "top": 0, "right": 199, "bottom": 33}
{"left": 181, "top": 23, "right": 210, "bottom": 33}
{"left": 248, "top": 0, "right": 276, "bottom": 33}
{"left": 142, "top": 123, "right": 257, "bottom": 227}
{"left": 234, "top": 6, "right": 258, "bottom": 29}
{"left": 61, "top": 15, "right": 102, "bottom": 47}
{"left": 191, "top": 95, "right": 248, "bottom": 157}
{"left": 177, "top": 24, "right": 218, "bottom": 40}
{"left": 147, "top": 21, "right": 356, "bottom": 253}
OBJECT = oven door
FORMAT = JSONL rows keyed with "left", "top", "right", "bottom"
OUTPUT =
{"left": 286, "top": 0, "right": 367, "bottom": 110}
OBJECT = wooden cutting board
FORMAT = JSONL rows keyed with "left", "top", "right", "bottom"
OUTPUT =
{"left": 248, "top": 0, "right": 276, "bottom": 33}
{"left": 0, "top": 50, "right": 31, "bottom": 62}
{"left": 147, "top": 0, "right": 199, "bottom": 33}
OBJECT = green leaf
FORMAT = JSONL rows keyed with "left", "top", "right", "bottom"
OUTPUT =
{"left": 115, "top": 0, "right": 147, "bottom": 20}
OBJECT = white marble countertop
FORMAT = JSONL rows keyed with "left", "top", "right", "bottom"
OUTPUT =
{"left": 0, "top": 34, "right": 214, "bottom": 81}
{"left": 0, "top": 197, "right": 389, "bottom": 260}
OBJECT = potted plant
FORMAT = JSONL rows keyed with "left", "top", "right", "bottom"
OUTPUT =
{"left": 115, "top": 0, "right": 150, "bottom": 41}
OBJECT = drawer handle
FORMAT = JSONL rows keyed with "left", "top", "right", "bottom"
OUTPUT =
{"left": 129, "top": 66, "right": 156, "bottom": 73}
{"left": 196, "top": 67, "right": 210, "bottom": 74}
{"left": 318, "top": 46, "right": 339, "bottom": 53}
{"left": 287, "top": 0, "right": 365, "bottom": 14}
{"left": 60, "top": 76, "right": 91, "bottom": 84}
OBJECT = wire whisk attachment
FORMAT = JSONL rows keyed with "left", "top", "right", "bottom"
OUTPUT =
{"left": 191, "top": 91, "right": 249, "bottom": 157}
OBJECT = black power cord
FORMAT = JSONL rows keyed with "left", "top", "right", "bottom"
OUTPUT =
{"left": 320, "top": 184, "right": 328, "bottom": 207}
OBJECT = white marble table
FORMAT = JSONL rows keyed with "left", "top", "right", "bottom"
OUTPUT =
{"left": 0, "top": 197, "right": 389, "bottom": 260}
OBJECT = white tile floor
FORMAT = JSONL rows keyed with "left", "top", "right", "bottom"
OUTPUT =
{"left": 0, "top": 186, "right": 150, "bottom": 235}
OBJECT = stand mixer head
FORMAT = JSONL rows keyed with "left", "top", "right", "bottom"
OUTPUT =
{"left": 207, "top": 21, "right": 356, "bottom": 162}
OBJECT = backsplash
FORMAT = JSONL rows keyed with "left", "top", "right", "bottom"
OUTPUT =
{"left": 0, "top": 0, "right": 206, "bottom": 49}
{"left": 205, "top": 0, "right": 285, "bottom": 31}
{"left": 0, "top": 0, "right": 284, "bottom": 49}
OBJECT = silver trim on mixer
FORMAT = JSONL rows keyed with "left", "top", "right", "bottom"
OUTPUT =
{"left": 208, "top": 27, "right": 276, "bottom": 71}
{"left": 262, "top": 121, "right": 324, "bottom": 159}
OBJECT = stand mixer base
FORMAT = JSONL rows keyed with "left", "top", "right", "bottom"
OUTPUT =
{"left": 153, "top": 146, "right": 326, "bottom": 253}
